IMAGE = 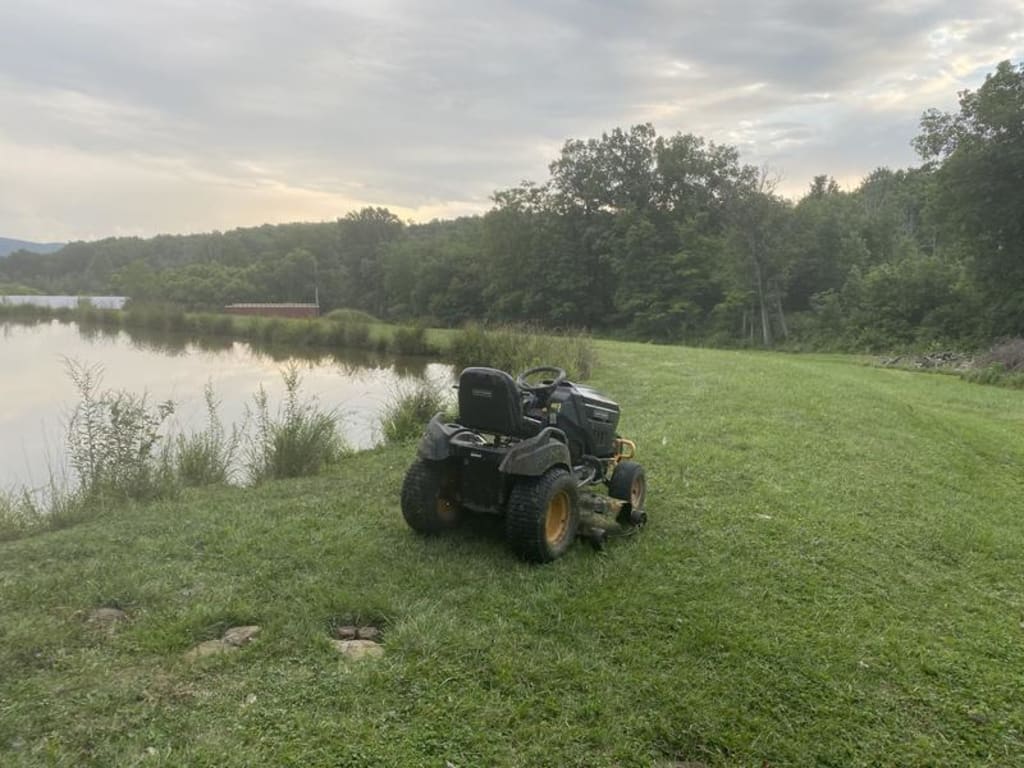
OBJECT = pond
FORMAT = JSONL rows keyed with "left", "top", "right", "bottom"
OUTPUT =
{"left": 0, "top": 319, "right": 452, "bottom": 492}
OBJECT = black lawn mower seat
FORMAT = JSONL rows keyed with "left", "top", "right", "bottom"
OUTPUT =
{"left": 457, "top": 367, "right": 538, "bottom": 438}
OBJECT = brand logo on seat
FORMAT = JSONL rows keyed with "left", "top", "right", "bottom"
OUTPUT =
{"left": 471, "top": 389, "right": 493, "bottom": 398}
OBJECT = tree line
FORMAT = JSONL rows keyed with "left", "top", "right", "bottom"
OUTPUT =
{"left": 3, "top": 61, "right": 1021, "bottom": 351}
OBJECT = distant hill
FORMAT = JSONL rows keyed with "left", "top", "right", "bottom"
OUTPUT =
{"left": 0, "top": 237, "right": 65, "bottom": 258}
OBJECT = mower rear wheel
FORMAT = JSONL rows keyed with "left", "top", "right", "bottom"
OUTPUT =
{"left": 610, "top": 460, "right": 647, "bottom": 520}
{"left": 400, "top": 459, "right": 460, "bottom": 534}
{"left": 505, "top": 467, "right": 579, "bottom": 562}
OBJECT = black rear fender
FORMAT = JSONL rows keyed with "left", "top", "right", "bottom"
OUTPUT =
{"left": 498, "top": 428, "right": 571, "bottom": 476}
{"left": 417, "top": 413, "right": 461, "bottom": 461}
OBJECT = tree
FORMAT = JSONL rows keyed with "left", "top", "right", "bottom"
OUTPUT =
{"left": 724, "top": 167, "right": 792, "bottom": 346}
{"left": 335, "top": 208, "right": 404, "bottom": 315}
{"left": 914, "top": 60, "right": 1024, "bottom": 334}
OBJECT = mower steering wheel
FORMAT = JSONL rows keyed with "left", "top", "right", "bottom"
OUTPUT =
{"left": 516, "top": 366, "right": 567, "bottom": 398}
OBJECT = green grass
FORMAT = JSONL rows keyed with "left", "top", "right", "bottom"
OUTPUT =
{"left": 2, "top": 342, "right": 1024, "bottom": 766}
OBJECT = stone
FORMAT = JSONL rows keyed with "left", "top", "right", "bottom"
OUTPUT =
{"left": 89, "top": 607, "right": 128, "bottom": 625}
{"left": 356, "top": 625, "right": 381, "bottom": 642}
{"left": 184, "top": 625, "right": 260, "bottom": 661}
{"left": 184, "top": 639, "right": 234, "bottom": 661}
{"left": 332, "top": 639, "right": 384, "bottom": 661}
{"left": 222, "top": 625, "right": 261, "bottom": 647}
{"left": 333, "top": 625, "right": 358, "bottom": 640}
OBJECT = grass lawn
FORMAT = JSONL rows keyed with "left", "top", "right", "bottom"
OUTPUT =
{"left": 2, "top": 341, "right": 1023, "bottom": 766}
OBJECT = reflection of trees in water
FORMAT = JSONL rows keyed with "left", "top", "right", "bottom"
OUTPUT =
{"left": 2, "top": 316, "right": 51, "bottom": 335}
{"left": 2, "top": 315, "right": 437, "bottom": 379}
{"left": 77, "top": 323, "right": 122, "bottom": 346}
{"left": 112, "top": 322, "right": 433, "bottom": 377}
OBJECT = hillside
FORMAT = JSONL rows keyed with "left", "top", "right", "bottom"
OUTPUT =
{"left": 2, "top": 342, "right": 1023, "bottom": 766}
{"left": 0, "top": 237, "right": 64, "bottom": 259}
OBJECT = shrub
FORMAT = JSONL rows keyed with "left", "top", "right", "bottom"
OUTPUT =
{"left": 245, "top": 365, "right": 344, "bottom": 483}
{"left": 379, "top": 379, "right": 453, "bottom": 444}
{"left": 448, "top": 323, "right": 596, "bottom": 380}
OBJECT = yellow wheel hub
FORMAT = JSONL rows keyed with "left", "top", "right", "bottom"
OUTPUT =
{"left": 630, "top": 476, "right": 646, "bottom": 507}
{"left": 545, "top": 490, "right": 570, "bottom": 545}
{"left": 436, "top": 497, "right": 456, "bottom": 523}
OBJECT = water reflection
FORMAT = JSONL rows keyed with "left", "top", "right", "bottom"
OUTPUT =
{"left": 1, "top": 319, "right": 452, "bottom": 491}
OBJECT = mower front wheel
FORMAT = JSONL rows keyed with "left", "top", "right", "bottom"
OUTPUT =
{"left": 610, "top": 460, "right": 647, "bottom": 525}
{"left": 400, "top": 459, "right": 460, "bottom": 534}
{"left": 505, "top": 467, "right": 579, "bottom": 562}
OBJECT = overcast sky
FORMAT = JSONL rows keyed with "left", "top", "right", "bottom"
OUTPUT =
{"left": 2, "top": 0, "right": 1022, "bottom": 242}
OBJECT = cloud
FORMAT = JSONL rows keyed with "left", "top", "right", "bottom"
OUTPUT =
{"left": 1, "top": 0, "right": 1022, "bottom": 239}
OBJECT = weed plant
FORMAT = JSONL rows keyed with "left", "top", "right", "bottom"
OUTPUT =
{"left": 175, "top": 383, "right": 241, "bottom": 486}
{"left": 245, "top": 365, "right": 344, "bottom": 483}
{"left": 65, "top": 360, "right": 178, "bottom": 503}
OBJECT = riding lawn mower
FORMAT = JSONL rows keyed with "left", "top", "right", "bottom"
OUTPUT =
{"left": 400, "top": 366, "right": 647, "bottom": 562}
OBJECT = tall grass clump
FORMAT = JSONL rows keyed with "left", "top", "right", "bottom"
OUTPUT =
{"left": 123, "top": 302, "right": 188, "bottom": 334}
{"left": 175, "top": 383, "right": 241, "bottom": 486}
{"left": 192, "top": 312, "right": 236, "bottom": 338}
{"left": 389, "top": 324, "right": 435, "bottom": 356}
{"left": 449, "top": 323, "right": 596, "bottom": 380}
{"left": 344, "top": 321, "right": 371, "bottom": 349}
{"left": 65, "top": 360, "right": 178, "bottom": 503}
{"left": 0, "top": 489, "right": 43, "bottom": 541}
{"left": 0, "top": 479, "right": 86, "bottom": 540}
{"left": 379, "top": 378, "right": 453, "bottom": 444}
{"left": 246, "top": 365, "right": 344, "bottom": 483}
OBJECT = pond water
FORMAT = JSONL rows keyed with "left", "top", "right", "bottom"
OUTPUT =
{"left": 0, "top": 320, "right": 452, "bottom": 492}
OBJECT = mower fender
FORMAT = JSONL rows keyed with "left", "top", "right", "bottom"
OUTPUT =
{"left": 498, "top": 428, "right": 571, "bottom": 476}
{"left": 417, "top": 413, "right": 459, "bottom": 461}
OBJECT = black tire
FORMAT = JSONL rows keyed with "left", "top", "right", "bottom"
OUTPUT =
{"left": 505, "top": 467, "right": 579, "bottom": 562}
{"left": 400, "top": 459, "right": 460, "bottom": 534}
{"left": 610, "top": 460, "right": 647, "bottom": 512}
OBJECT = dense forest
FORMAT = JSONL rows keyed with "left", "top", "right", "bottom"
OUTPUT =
{"left": 3, "top": 61, "right": 1022, "bottom": 351}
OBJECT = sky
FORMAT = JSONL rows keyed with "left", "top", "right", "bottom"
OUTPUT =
{"left": 1, "top": 0, "right": 1022, "bottom": 243}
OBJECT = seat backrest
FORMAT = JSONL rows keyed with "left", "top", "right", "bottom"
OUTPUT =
{"left": 458, "top": 367, "right": 524, "bottom": 436}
